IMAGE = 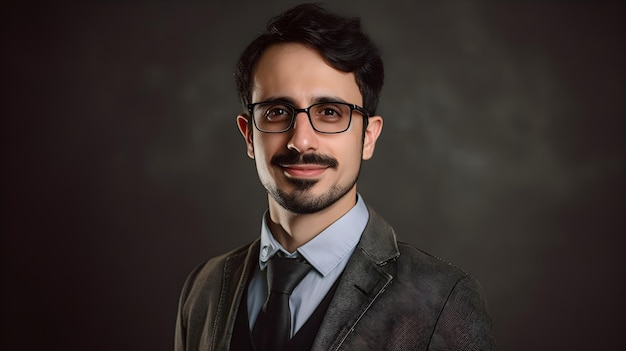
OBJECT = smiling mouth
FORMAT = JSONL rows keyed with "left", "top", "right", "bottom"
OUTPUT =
{"left": 281, "top": 164, "right": 329, "bottom": 178}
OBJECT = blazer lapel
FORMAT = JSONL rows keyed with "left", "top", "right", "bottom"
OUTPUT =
{"left": 213, "top": 239, "right": 260, "bottom": 350}
{"left": 312, "top": 207, "right": 400, "bottom": 351}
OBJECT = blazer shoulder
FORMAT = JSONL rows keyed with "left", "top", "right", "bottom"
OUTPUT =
{"left": 363, "top": 207, "right": 469, "bottom": 287}
{"left": 176, "top": 241, "right": 259, "bottom": 350}
{"left": 392, "top": 240, "right": 474, "bottom": 298}
{"left": 184, "top": 241, "right": 256, "bottom": 292}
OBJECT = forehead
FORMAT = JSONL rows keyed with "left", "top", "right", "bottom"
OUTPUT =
{"left": 251, "top": 43, "right": 362, "bottom": 105}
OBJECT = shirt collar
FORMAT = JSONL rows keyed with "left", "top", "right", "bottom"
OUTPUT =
{"left": 258, "top": 194, "right": 369, "bottom": 276}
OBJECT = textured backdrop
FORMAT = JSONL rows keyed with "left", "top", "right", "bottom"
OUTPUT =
{"left": 1, "top": 1, "right": 624, "bottom": 350}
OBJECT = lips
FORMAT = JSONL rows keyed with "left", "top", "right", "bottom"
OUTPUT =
{"left": 271, "top": 151, "right": 338, "bottom": 179}
{"left": 281, "top": 164, "right": 329, "bottom": 178}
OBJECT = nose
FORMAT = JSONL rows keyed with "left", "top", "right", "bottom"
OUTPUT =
{"left": 287, "top": 112, "right": 318, "bottom": 153}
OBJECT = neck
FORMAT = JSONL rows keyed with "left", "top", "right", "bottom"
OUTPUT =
{"left": 267, "top": 187, "right": 358, "bottom": 253}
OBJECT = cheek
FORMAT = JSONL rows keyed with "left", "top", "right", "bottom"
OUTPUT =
{"left": 347, "top": 147, "right": 364, "bottom": 169}
{"left": 253, "top": 135, "right": 284, "bottom": 165}
{"left": 337, "top": 136, "right": 364, "bottom": 169}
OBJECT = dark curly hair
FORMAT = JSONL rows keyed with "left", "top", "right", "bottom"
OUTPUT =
{"left": 235, "top": 3, "right": 384, "bottom": 115}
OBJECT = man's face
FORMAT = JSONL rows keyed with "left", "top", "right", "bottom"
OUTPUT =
{"left": 237, "top": 43, "right": 382, "bottom": 214}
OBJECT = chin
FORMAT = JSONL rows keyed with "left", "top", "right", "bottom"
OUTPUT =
{"left": 285, "top": 177, "right": 319, "bottom": 190}
{"left": 269, "top": 179, "right": 356, "bottom": 215}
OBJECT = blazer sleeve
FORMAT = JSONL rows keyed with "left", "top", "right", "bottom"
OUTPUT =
{"left": 428, "top": 274, "right": 497, "bottom": 350}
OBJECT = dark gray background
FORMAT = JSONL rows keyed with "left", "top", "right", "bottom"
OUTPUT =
{"left": 1, "top": 1, "right": 624, "bottom": 350}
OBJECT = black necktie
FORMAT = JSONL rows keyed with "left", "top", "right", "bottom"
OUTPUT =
{"left": 253, "top": 255, "right": 312, "bottom": 351}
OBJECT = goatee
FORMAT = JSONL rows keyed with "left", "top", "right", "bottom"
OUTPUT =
{"left": 262, "top": 150, "right": 359, "bottom": 214}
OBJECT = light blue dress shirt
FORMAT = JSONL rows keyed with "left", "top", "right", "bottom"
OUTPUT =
{"left": 247, "top": 194, "right": 369, "bottom": 336}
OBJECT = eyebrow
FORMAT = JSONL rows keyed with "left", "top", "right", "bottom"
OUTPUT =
{"left": 258, "top": 95, "right": 350, "bottom": 106}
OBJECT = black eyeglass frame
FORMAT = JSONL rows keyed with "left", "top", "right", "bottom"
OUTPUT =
{"left": 247, "top": 101, "right": 370, "bottom": 134}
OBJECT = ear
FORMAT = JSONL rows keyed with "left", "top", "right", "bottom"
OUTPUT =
{"left": 362, "top": 116, "right": 383, "bottom": 160}
{"left": 236, "top": 114, "right": 255, "bottom": 159}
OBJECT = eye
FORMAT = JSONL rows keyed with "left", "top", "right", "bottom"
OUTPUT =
{"left": 321, "top": 107, "right": 339, "bottom": 116}
{"left": 312, "top": 103, "right": 347, "bottom": 121}
{"left": 263, "top": 105, "right": 292, "bottom": 121}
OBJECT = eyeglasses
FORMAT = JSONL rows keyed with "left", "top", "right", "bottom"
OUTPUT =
{"left": 247, "top": 101, "right": 369, "bottom": 134}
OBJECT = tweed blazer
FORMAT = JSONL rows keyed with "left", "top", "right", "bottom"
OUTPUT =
{"left": 175, "top": 207, "right": 496, "bottom": 350}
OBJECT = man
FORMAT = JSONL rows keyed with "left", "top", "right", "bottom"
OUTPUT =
{"left": 175, "top": 4, "right": 496, "bottom": 350}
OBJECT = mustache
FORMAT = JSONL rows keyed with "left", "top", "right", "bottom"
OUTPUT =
{"left": 271, "top": 151, "right": 339, "bottom": 169}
